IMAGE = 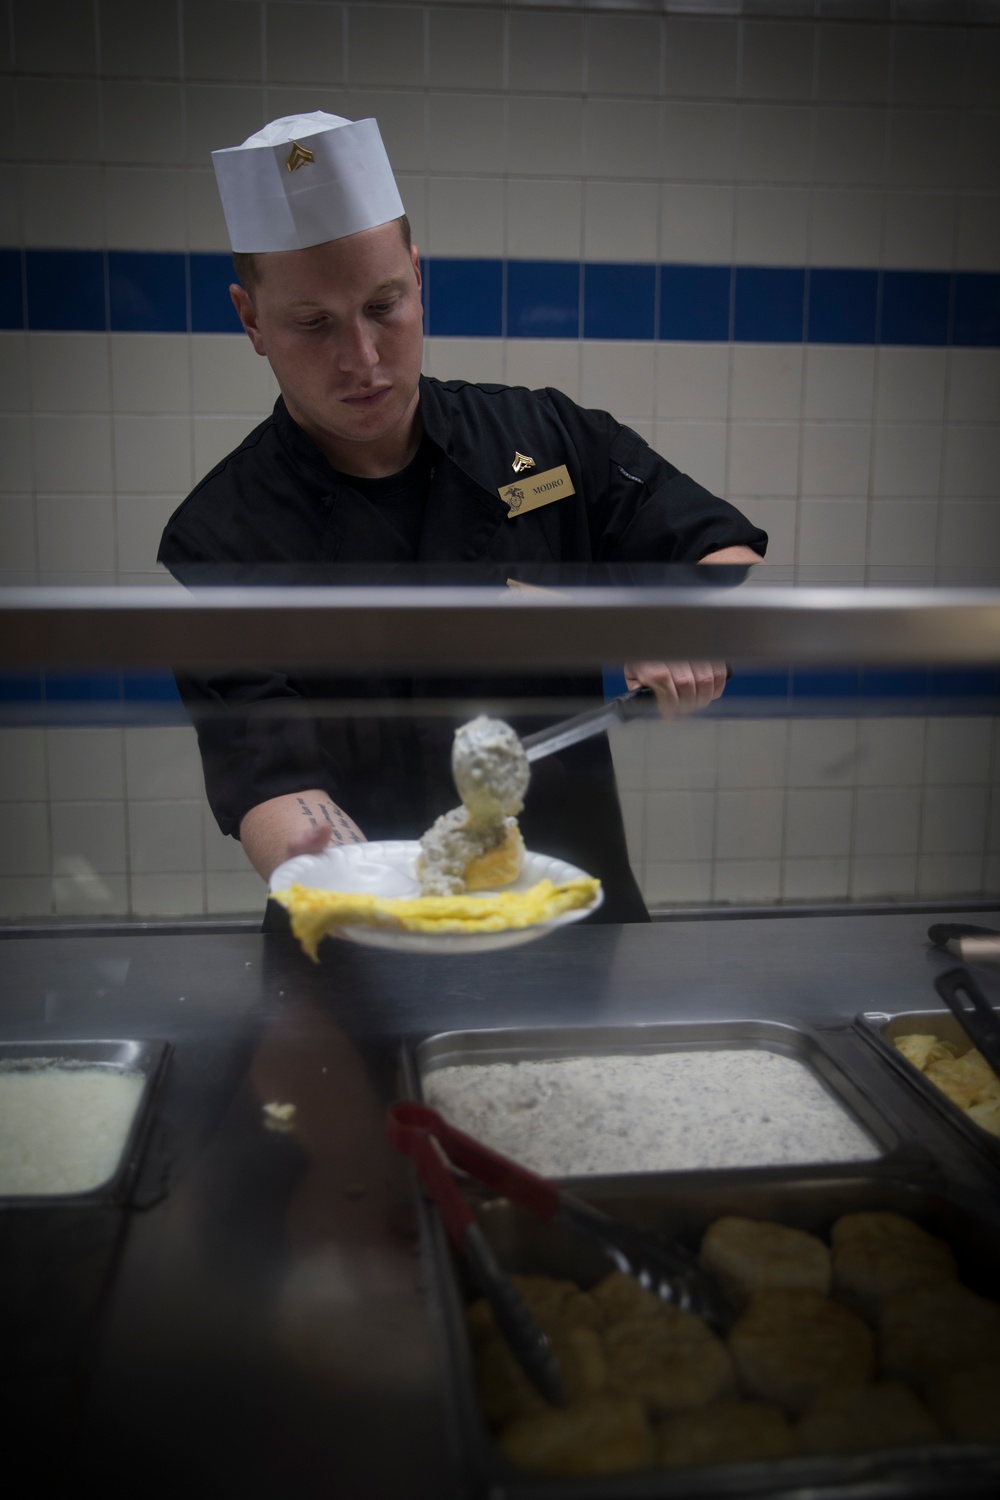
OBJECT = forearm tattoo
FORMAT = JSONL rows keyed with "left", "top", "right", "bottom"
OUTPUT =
{"left": 295, "top": 795, "right": 362, "bottom": 844}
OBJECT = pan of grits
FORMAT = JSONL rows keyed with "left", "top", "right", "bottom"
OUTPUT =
{"left": 414, "top": 1020, "right": 894, "bottom": 1178}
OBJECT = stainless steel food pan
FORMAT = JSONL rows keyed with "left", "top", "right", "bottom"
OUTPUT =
{"left": 0, "top": 1039, "right": 171, "bottom": 1208}
{"left": 857, "top": 1009, "right": 1000, "bottom": 1170}
{"left": 410, "top": 1020, "right": 905, "bottom": 1178}
{"left": 422, "top": 1168, "right": 1000, "bottom": 1500}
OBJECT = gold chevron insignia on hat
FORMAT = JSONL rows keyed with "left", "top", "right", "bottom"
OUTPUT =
{"left": 511, "top": 451, "right": 535, "bottom": 473}
{"left": 285, "top": 140, "right": 315, "bottom": 172}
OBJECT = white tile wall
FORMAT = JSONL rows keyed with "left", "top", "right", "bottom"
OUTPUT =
{"left": 110, "top": 336, "right": 191, "bottom": 415}
{"left": 507, "top": 179, "right": 582, "bottom": 260}
{"left": 587, "top": 14, "right": 661, "bottom": 98}
{"left": 114, "top": 415, "right": 194, "bottom": 493}
{"left": 427, "top": 176, "right": 504, "bottom": 258}
{"left": 868, "top": 499, "right": 938, "bottom": 568}
{"left": 581, "top": 343, "right": 657, "bottom": 423}
{"left": 105, "top": 169, "right": 189, "bottom": 252}
{"left": 801, "top": 426, "right": 871, "bottom": 496}
{"left": 47, "top": 727, "right": 124, "bottom": 801}
{"left": 816, "top": 23, "right": 889, "bottom": 104}
{"left": 15, "top": 161, "right": 101, "bottom": 246}
{"left": 787, "top": 718, "right": 857, "bottom": 786}
{"left": 100, "top": 0, "right": 180, "bottom": 79}
{"left": 662, "top": 103, "right": 739, "bottom": 181}
{"left": 731, "top": 346, "right": 803, "bottom": 422}
{"left": 124, "top": 726, "right": 204, "bottom": 800}
{"left": 508, "top": 9, "right": 584, "bottom": 94}
{"left": 0, "top": 3, "right": 997, "bottom": 919}
{"left": 130, "top": 873, "right": 205, "bottom": 917}
{"left": 664, "top": 17, "right": 738, "bottom": 99}
{"left": 588, "top": 181, "right": 660, "bottom": 263}
{"left": 102, "top": 81, "right": 185, "bottom": 165}
{"left": 267, "top": 4, "right": 345, "bottom": 87}
{"left": 33, "top": 416, "right": 113, "bottom": 493}
{"left": 427, "top": 6, "right": 502, "bottom": 91}
{"left": 808, "top": 188, "right": 882, "bottom": 265}
{"left": 1, "top": 415, "right": 35, "bottom": 490}
{"left": 875, "top": 348, "right": 946, "bottom": 423}
{"left": 51, "top": 801, "right": 127, "bottom": 875}
{"left": 782, "top": 857, "right": 850, "bottom": 901}
{"left": 734, "top": 187, "right": 810, "bottom": 263}
{"left": 606, "top": 712, "right": 999, "bottom": 909}
{"left": 739, "top": 105, "right": 813, "bottom": 183}
{"left": 882, "top": 192, "right": 956, "bottom": 271}
{"left": 0, "top": 495, "right": 36, "bottom": 572}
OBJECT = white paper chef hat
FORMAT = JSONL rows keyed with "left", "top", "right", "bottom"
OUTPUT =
{"left": 212, "top": 111, "right": 405, "bottom": 253}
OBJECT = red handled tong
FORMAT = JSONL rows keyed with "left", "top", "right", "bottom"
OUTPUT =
{"left": 387, "top": 1098, "right": 567, "bottom": 1406}
{"left": 386, "top": 1100, "right": 731, "bottom": 1333}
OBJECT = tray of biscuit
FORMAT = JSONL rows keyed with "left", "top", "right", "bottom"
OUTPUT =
{"left": 400, "top": 1024, "right": 1000, "bottom": 1496}
{"left": 419, "top": 1170, "right": 1000, "bottom": 1497}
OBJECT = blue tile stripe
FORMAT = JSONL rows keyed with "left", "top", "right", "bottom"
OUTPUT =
{"left": 602, "top": 665, "right": 999, "bottom": 710}
{"left": 0, "top": 669, "right": 996, "bottom": 721}
{"left": 2, "top": 250, "right": 998, "bottom": 345}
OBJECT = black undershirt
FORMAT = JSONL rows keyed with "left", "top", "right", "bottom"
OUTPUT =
{"left": 334, "top": 435, "right": 436, "bottom": 558}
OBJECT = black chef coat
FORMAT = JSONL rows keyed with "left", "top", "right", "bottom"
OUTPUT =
{"left": 159, "top": 376, "right": 767, "bottom": 923}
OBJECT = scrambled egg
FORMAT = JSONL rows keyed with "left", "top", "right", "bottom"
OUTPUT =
{"left": 894, "top": 1032, "right": 1000, "bottom": 1138}
{"left": 270, "top": 877, "right": 601, "bottom": 961}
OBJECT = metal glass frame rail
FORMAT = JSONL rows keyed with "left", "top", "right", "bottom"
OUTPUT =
{"left": 2, "top": 584, "right": 1000, "bottom": 669}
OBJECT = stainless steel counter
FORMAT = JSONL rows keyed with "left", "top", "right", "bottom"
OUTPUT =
{"left": 1, "top": 908, "right": 998, "bottom": 1497}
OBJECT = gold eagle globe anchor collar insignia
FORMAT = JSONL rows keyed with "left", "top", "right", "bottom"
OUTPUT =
{"left": 285, "top": 141, "right": 315, "bottom": 172}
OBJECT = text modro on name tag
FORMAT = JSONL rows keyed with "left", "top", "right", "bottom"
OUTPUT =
{"left": 498, "top": 464, "right": 575, "bottom": 518}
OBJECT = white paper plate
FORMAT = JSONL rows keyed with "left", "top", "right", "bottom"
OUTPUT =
{"left": 268, "top": 840, "right": 603, "bottom": 955}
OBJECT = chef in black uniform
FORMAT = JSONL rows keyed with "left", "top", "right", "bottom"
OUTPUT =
{"left": 159, "top": 112, "right": 767, "bottom": 923}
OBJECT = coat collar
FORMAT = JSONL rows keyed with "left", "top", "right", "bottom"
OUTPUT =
{"left": 270, "top": 381, "right": 559, "bottom": 564}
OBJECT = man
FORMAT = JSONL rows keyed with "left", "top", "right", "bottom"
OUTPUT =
{"left": 160, "top": 113, "right": 766, "bottom": 923}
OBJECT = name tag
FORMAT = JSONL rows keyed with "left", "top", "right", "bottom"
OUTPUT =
{"left": 498, "top": 464, "right": 575, "bottom": 519}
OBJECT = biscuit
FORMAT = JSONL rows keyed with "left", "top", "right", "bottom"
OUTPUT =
{"left": 797, "top": 1380, "right": 942, "bottom": 1454}
{"left": 929, "top": 1359, "right": 1000, "bottom": 1443}
{"left": 700, "top": 1216, "right": 831, "bottom": 1303}
{"left": 475, "top": 1322, "right": 607, "bottom": 1428}
{"left": 831, "top": 1212, "right": 957, "bottom": 1321}
{"left": 591, "top": 1269, "right": 666, "bottom": 1324}
{"left": 880, "top": 1281, "right": 1000, "bottom": 1389}
{"left": 729, "top": 1289, "right": 874, "bottom": 1414}
{"left": 500, "top": 1393, "right": 654, "bottom": 1476}
{"left": 463, "top": 820, "right": 525, "bottom": 889}
{"left": 657, "top": 1401, "right": 795, "bottom": 1467}
{"left": 605, "top": 1306, "right": 735, "bottom": 1416}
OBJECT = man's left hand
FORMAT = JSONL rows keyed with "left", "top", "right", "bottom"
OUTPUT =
{"left": 624, "top": 544, "right": 760, "bottom": 717}
{"left": 624, "top": 660, "right": 728, "bottom": 719}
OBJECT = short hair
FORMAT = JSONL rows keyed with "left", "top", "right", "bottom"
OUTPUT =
{"left": 232, "top": 213, "right": 412, "bottom": 297}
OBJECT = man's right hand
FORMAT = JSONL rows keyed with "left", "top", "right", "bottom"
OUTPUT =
{"left": 240, "top": 789, "right": 366, "bottom": 881}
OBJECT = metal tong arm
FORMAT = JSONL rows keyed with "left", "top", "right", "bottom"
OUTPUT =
{"left": 387, "top": 1103, "right": 702, "bottom": 1283}
{"left": 934, "top": 966, "right": 1000, "bottom": 1076}
{"left": 386, "top": 1101, "right": 478, "bottom": 1251}
{"left": 385, "top": 1100, "right": 568, "bottom": 1406}
{"left": 388, "top": 1100, "right": 560, "bottom": 1223}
